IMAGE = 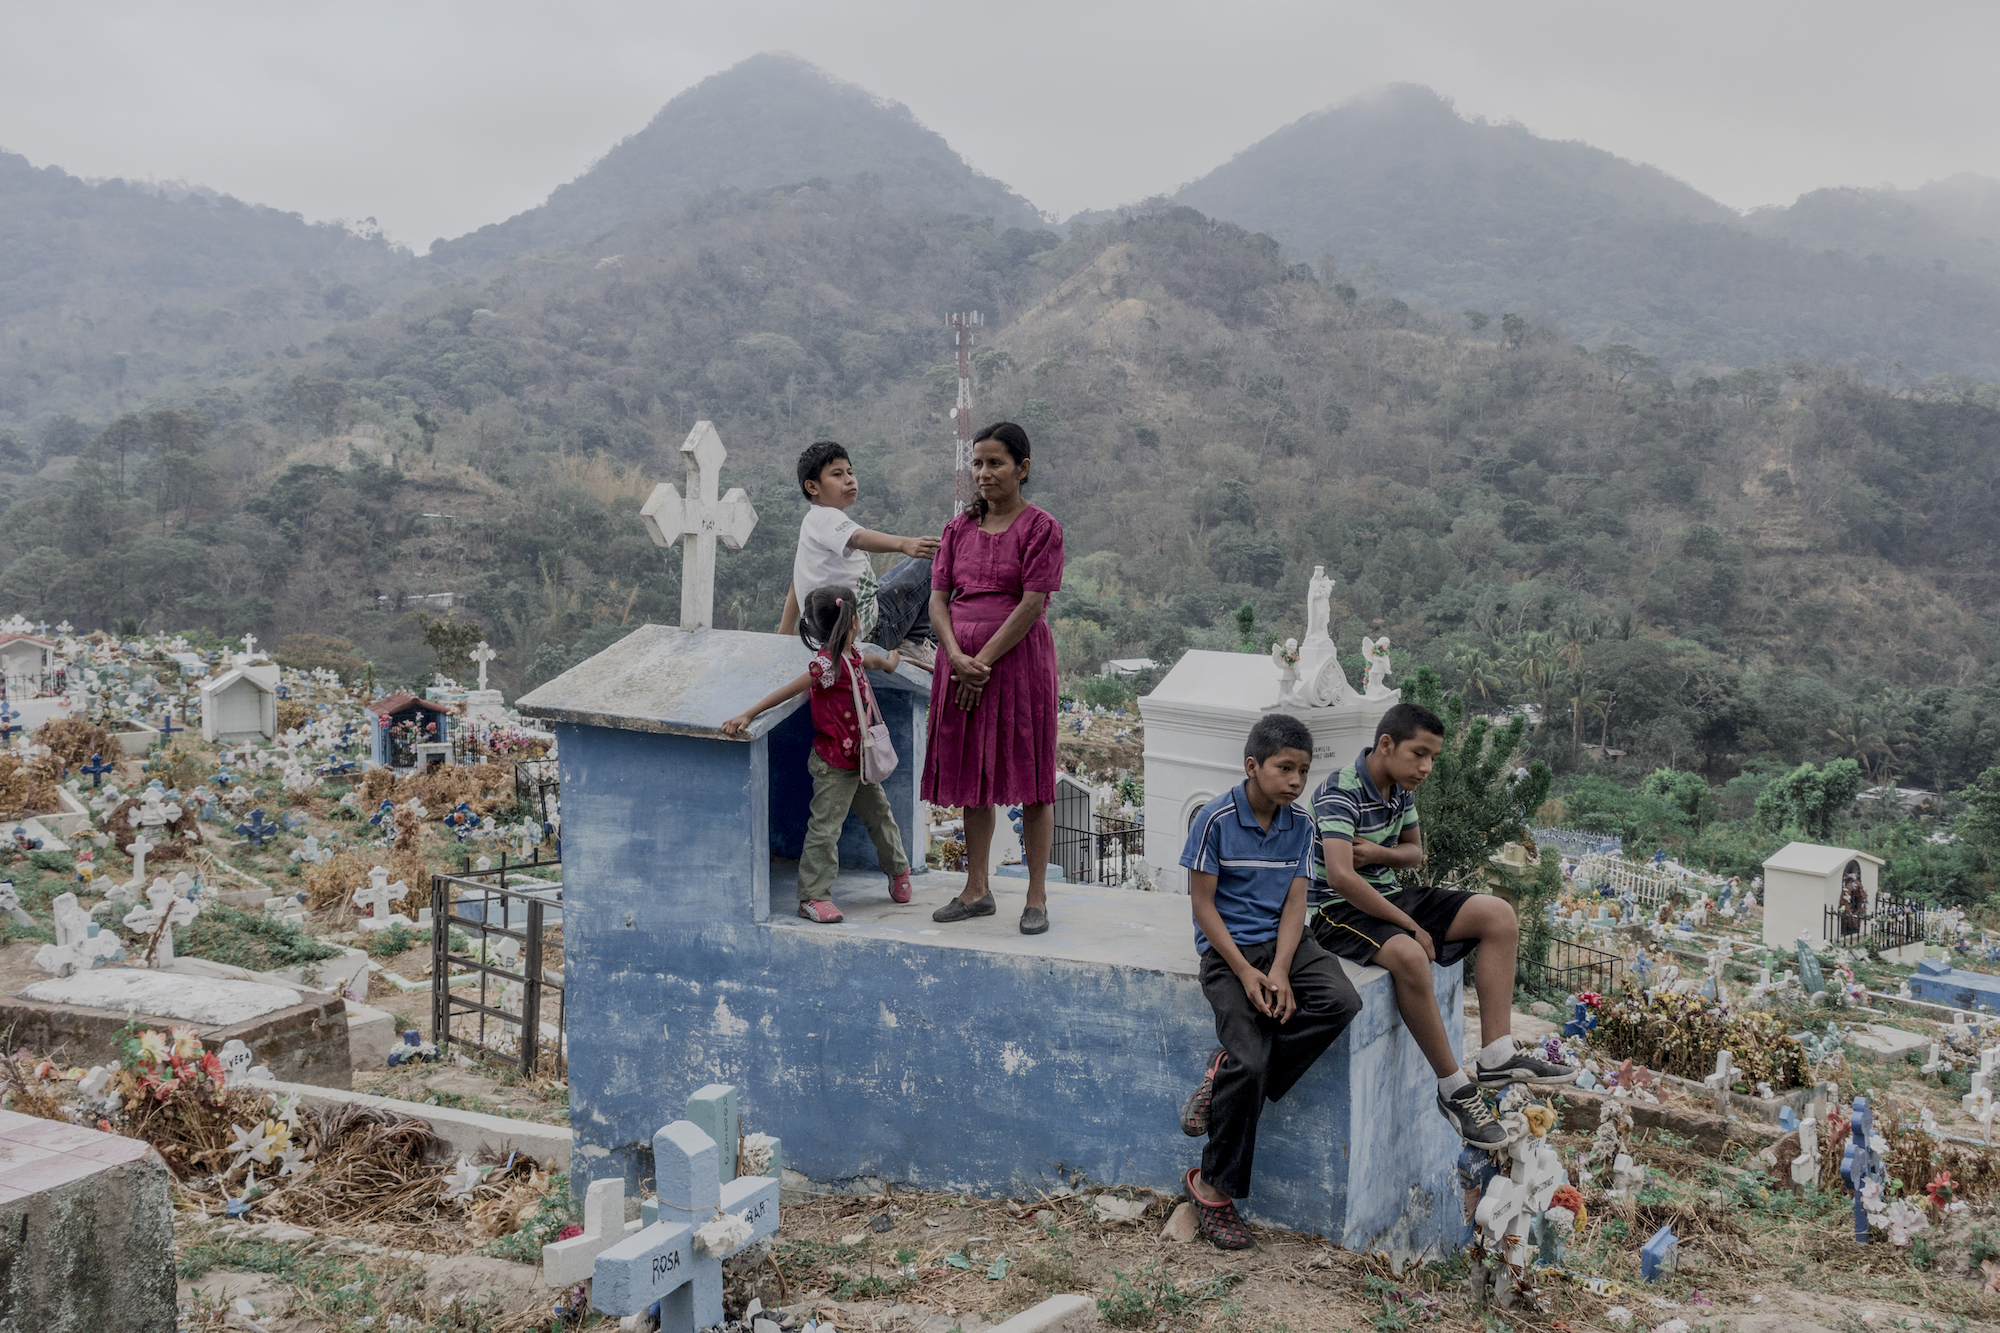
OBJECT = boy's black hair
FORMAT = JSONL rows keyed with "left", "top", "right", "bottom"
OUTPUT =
{"left": 1246, "top": 712, "right": 1314, "bottom": 764}
{"left": 1377, "top": 701, "right": 1445, "bottom": 747}
{"left": 797, "top": 440, "right": 850, "bottom": 498}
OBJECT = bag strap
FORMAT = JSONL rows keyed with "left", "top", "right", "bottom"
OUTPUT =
{"left": 845, "top": 650, "right": 882, "bottom": 729}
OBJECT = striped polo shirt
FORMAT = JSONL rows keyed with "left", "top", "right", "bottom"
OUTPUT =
{"left": 1179, "top": 783, "right": 1312, "bottom": 955}
{"left": 1308, "top": 748, "right": 1420, "bottom": 907}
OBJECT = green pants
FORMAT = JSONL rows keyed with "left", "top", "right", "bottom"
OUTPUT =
{"left": 799, "top": 750, "right": 910, "bottom": 900}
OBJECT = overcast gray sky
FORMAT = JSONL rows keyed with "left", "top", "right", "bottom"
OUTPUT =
{"left": 3, "top": 1, "right": 1995, "bottom": 253}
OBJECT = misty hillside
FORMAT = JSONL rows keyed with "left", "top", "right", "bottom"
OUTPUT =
{"left": 1162, "top": 86, "right": 2000, "bottom": 378}
{"left": 0, "top": 150, "right": 415, "bottom": 322}
{"left": 1744, "top": 177, "right": 2000, "bottom": 282}
{"left": 4, "top": 185, "right": 1997, "bottom": 795}
{"left": 427, "top": 53, "right": 1043, "bottom": 267}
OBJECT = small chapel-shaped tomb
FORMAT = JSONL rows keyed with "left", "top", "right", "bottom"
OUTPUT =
{"left": 365, "top": 691, "right": 456, "bottom": 768}
{"left": 1760, "top": 842, "right": 1916, "bottom": 961}
{"left": 199, "top": 662, "right": 279, "bottom": 742}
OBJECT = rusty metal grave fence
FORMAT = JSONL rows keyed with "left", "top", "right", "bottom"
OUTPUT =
{"left": 1520, "top": 935, "right": 1625, "bottom": 1001}
{"left": 514, "top": 757, "right": 559, "bottom": 825}
{"left": 430, "top": 850, "right": 564, "bottom": 1075}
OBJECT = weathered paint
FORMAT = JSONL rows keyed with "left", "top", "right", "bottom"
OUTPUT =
{"left": 553, "top": 714, "right": 1470, "bottom": 1258}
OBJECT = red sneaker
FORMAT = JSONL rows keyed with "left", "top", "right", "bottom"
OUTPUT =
{"left": 888, "top": 871, "right": 913, "bottom": 904}
{"left": 798, "top": 900, "right": 844, "bottom": 923}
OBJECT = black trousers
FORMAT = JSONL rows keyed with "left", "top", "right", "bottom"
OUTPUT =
{"left": 1199, "top": 934, "right": 1361, "bottom": 1199}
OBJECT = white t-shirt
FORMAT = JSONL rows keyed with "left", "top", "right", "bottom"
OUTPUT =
{"left": 793, "top": 504, "right": 868, "bottom": 603}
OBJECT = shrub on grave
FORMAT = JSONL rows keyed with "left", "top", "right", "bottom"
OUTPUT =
{"left": 0, "top": 752, "right": 62, "bottom": 819}
{"left": 33, "top": 716, "right": 116, "bottom": 770}
{"left": 1590, "top": 990, "right": 1808, "bottom": 1089}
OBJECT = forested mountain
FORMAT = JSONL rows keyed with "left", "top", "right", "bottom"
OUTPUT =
{"left": 0, "top": 150, "right": 414, "bottom": 321}
{"left": 426, "top": 53, "right": 1043, "bottom": 268}
{"left": 3, "top": 185, "right": 1997, "bottom": 806}
{"left": 1161, "top": 86, "right": 2000, "bottom": 379}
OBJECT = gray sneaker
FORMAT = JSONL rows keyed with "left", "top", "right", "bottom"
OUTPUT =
{"left": 1474, "top": 1046, "right": 1581, "bottom": 1087}
{"left": 1438, "top": 1083, "right": 1509, "bottom": 1149}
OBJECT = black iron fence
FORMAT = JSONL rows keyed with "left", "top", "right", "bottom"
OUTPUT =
{"left": 514, "top": 758, "right": 559, "bottom": 825}
{"left": 1824, "top": 894, "right": 1928, "bottom": 953}
{"left": 1520, "top": 935, "right": 1624, "bottom": 999}
{"left": 430, "top": 850, "right": 564, "bottom": 1075}
{"left": 1053, "top": 801, "right": 1146, "bottom": 886}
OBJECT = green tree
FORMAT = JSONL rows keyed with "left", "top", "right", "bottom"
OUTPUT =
{"left": 1754, "top": 759, "right": 1864, "bottom": 840}
{"left": 1953, "top": 765, "right": 2000, "bottom": 855}
{"left": 1398, "top": 666, "right": 1552, "bottom": 884}
{"left": 1639, "top": 768, "right": 1715, "bottom": 828}
{"left": 417, "top": 612, "right": 485, "bottom": 682}
{"left": 1464, "top": 310, "right": 1490, "bottom": 333}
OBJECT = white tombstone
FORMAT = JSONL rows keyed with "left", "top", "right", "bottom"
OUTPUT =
{"left": 1792, "top": 1114, "right": 1820, "bottom": 1188}
{"left": 640, "top": 421, "right": 758, "bottom": 631}
{"left": 543, "top": 1176, "right": 644, "bottom": 1287}
{"left": 33, "top": 892, "right": 125, "bottom": 976}
{"left": 124, "top": 875, "right": 201, "bottom": 965}
{"left": 352, "top": 864, "right": 415, "bottom": 932}
{"left": 217, "top": 1037, "right": 271, "bottom": 1086}
{"left": 1139, "top": 568, "right": 1382, "bottom": 894}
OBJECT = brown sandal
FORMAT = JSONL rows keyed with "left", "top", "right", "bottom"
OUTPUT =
{"left": 1184, "top": 1168, "right": 1254, "bottom": 1250}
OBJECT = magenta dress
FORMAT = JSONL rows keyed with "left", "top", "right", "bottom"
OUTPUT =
{"left": 922, "top": 504, "right": 1064, "bottom": 808}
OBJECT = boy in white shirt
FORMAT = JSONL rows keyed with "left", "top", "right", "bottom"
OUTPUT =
{"left": 780, "top": 441, "right": 940, "bottom": 665}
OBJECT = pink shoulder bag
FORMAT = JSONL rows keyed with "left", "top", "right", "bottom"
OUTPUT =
{"left": 846, "top": 655, "right": 899, "bottom": 784}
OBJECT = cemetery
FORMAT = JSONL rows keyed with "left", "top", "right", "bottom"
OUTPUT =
{"left": 0, "top": 449, "right": 1998, "bottom": 1332}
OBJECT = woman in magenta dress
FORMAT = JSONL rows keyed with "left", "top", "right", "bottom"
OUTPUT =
{"left": 924, "top": 422, "right": 1064, "bottom": 935}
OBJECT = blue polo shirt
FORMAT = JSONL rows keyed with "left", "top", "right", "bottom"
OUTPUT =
{"left": 1180, "top": 783, "right": 1312, "bottom": 955}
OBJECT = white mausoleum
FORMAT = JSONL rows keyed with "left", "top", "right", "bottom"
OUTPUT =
{"left": 1760, "top": 842, "right": 1914, "bottom": 961}
{"left": 199, "top": 659, "right": 280, "bottom": 742}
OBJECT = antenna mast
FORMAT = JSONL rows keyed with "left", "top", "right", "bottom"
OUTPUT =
{"left": 948, "top": 311, "right": 982, "bottom": 507}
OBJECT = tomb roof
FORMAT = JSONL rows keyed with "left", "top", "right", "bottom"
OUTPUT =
{"left": 201, "top": 666, "right": 276, "bottom": 696}
{"left": 0, "top": 633, "right": 55, "bottom": 649}
{"left": 1762, "top": 841, "right": 1885, "bottom": 875}
{"left": 516, "top": 624, "right": 928, "bottom": 738}
{"left": 366, "top": 690, "right": 456, "bottom": 718}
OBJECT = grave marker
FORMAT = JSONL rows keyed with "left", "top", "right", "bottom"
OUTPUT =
{"left": 591, "top": 1119, "right": 780, "bottom": 1324}
{"left": 543, "top": 1176, "right": 642, "bottom": 1287}
{"left": 352, "top": 864, "right": 414, "bottom": 932}
{"left": 33, "top": 892, "right": 125, "bottom": 975}
{"left": 81, "top": 752, "right": 114, "bottom": 788}
{"left": 471, "top": 641, "right": 497, "bottom": 691}
{"left": 640, "top": 421, "right": 758, "bottom": 631}
{"left": 235, "top": 809, "right": 278, "bottom": 848}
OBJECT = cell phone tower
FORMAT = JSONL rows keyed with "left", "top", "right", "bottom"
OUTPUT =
{"left": 948, "top": 311, "right": 982, "bottom": 507}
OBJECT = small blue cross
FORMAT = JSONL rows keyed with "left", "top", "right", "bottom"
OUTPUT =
{"left": 81, "top": 752, "right": 115, "bottom": 788}
{"left": 157, "top": 711, "right": 183, "bottom": 744}
{"left": 319, "top": 755, "right": 356, "bottom": 777}
{"left": 0, "top": 702, "right": 20, "bottom": 746}
{"left": 368, "top": 799, "right": 396, "bottom": 828}
{"left": 235, "top": 809, "right": 278, "bottom": 848}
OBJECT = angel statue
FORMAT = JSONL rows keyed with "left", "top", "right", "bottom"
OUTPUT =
{"left": 1360, "top": 636, "right": 1394, "bottom": 699}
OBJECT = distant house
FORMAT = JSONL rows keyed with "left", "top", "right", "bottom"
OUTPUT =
{"left": 1098, "top": 658, "right": 1160, "bottom": 679}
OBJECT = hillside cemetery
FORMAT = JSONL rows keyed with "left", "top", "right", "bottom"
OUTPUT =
{"left": 0, "top": 584, "right": 1990, "bottom": 1332}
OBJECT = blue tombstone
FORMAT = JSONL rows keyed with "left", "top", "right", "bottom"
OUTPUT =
{"left": 1562, "top": 997, "right": 1596, "bottom": 1039}
{"left": 157, "top": 710, "right": 183, "bottom": 745}
{"left": 1909, "top": 955, "right": 2000, "bottom": 1011}
{"left": 519, "top": 625, "right": 1470, "bottom": 1259}
{"left": 235, "top": 809, "right": 278, "bottom": 848}
{"left": 81, "top": 753, "right": 115, "bottom": 788}
{"left": 1640, "top": 1224, "right": 1678, "bottom": 1280}
{"left": 1840, "top": 1097, "right": 1886, "bottom": 1243}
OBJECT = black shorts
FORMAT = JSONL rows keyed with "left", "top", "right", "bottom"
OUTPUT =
{"left": 1309, "top": 883, "right": 1480, "bottom": 967}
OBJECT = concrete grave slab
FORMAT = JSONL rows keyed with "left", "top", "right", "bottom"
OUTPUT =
{"left": 258, "top": 1078, "right": 571, "bottom": 1168}
{"left": 0, "top": 1107, "right": 175, "bottom": 1331}
{"left": 1849, "top": 1023, "right": 1929, "bottom": 1063}
{"left": 0, "top": 942, "right": 351, "bottom": 1088}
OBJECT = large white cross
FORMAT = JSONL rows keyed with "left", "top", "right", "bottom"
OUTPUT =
{"left": 470, "top": 640, "right": 497, "bottom": 690}
{"left": 641, "top": 422, "right": 757, "bottom": 631}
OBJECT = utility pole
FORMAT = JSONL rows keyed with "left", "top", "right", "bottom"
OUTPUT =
{"left": 948, "top": 311, "right": 982, "bottom": 507}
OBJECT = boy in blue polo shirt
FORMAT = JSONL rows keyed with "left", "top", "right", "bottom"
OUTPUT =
{"left": 1174, "top": 713, "right": 1361, "bottom": 1250}
{"left": 1309, "top": 701, "right": 1576, "bottom": 1152}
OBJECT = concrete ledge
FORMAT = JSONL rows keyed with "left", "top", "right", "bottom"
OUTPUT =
{"left": 1553, "top": 1086, "right": 1786, "bottom": 1157}
{"left": 261, "top": 1079, "right": 571, "bottom": 1169}
{"left": 990, "top": 1294, "right": 1099, "bottom": 1333}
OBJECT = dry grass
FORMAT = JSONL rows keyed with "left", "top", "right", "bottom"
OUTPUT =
{"left": 548, "top": 449, "right": 654, "bottom": 504}
{"left": 0, "top": 752, "right": 62, "bottom": 820}
{"left": 33, "top": 716, "right": 115, "bottom": 770}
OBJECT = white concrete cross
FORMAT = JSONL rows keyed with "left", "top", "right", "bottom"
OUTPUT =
{"left": 641, "top": 421, "right": 758, "bottom": 631}
{"left": 240, "top": 633, "right": 258, "bottom": 657}
{"left": 590, "top": 1119, "right": 780, "bottom": 1325}
{"left": 353, "top": 864, "right": 413, "bottom": 931}
{"left": 123, "top": 875, "right": 200, "bottom": 965}
{"left": 470, "top": 640, "right": 496, "bottom": 690}
{"left": 543, "top": 1176, "right": 644, "bottom": 1287}
{"left": 124, "top": 833, "right": 158, "bottom": 887}
{"left": 33, "top": 892, "right": 124, "bottom": 976}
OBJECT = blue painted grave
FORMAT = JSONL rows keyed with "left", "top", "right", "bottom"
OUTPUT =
{"left": 81, "top": 753, "right": 114, "bottom": 788}
{"left": 235, "top": 809, "right": 278, "bottom": 849}
{"left": 1839, "top": 1096, "right": 1887, "bottom": 1243}
{"left": 1908, "top": 955, "right": 2000, "bottom": 1011}
{"left": 519, "top": 625, "right": 1470, "bottom": 1258}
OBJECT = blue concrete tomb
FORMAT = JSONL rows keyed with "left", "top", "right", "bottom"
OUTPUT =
{"left": 519, "top": 623, "right": 1470, "bottom": 1259}
{"left": 1909, "top": 955, "right": 2000, "bottom": 1011}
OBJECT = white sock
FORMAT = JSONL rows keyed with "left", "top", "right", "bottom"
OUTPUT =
{"left": 1438, "top": 1069, "right": 1471, "bottom": 1097}
{"left": 1476, "top": 1036, "right": 1517, "bottom": 1068}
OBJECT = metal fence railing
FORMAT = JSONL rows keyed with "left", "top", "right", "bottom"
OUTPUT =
{"left": 1521, "top": 935, "right": 1625, "bottom": 999}
{"left": 430, "top": 850, "right": 564, "bottom": 1076}
{"left": 1531, "top": 826, "right": 1623, "bottom": 859}
{"left": 514, "top": 758, "right": 559, "bottom": 826}
{"left": 1052, "top": 778, "right": 1146, "bottom": 887}
{"left": 1824, "top": 894, "right": 1928, "bottom": 954}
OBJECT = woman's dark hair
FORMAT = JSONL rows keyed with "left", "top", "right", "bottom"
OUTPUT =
{"left": 966, "top": 421, "right": 1031, "bottom": 520}
{"left": 797, "top": 584, "right": 857, "bottom": 656}
{"left": 796, "top": 440, "right": 850, "bottom": 498}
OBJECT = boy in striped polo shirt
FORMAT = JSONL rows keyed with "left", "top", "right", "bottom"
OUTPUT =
{"left": 1308, "top": 702, "right": 1575, "bottom": 1150}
